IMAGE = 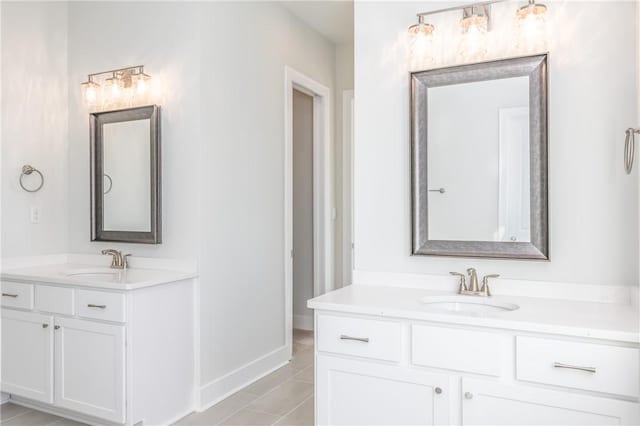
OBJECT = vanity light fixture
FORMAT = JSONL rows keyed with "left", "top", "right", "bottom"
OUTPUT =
{"left": 458, "top": 4, "right": 490, "bottom": 58}
{"left": 408, "top": 15, "right": 435, "bottom": 39}
{"left": 80, "top": 65, "right": 152, "bottom": 109}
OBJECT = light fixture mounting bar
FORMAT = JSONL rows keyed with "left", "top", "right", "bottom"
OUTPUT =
{"left": 416, "top": 0, "right": 504, "bottom": 17}
{"left": 87, "top": 65, "right": 145, "bottom": 79}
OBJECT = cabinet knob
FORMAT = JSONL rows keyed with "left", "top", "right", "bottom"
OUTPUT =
{"left": 434, "top": 387, "right": 442, "bottom": 394}
{"left": 464, "top": 392, "right": 473, "bottom": 400}
{"left": 54, "top": 325, "right": 60, "bottom": 330}
{"left": 42, "top": 324, "right": 49, "bottom": 328}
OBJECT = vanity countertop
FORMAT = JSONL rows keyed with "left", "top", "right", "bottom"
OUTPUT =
{"left": 1, "top": 263, "right": 197, "bottom": 290}
{"left": 308, "top": 285, "right": 639, "bottom": 344}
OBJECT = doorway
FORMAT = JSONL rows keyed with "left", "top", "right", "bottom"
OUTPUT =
{"left": 284, "top": 67, "right": 333, "bottom": 360}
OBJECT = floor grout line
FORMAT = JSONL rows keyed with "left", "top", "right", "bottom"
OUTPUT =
{"left": 1, "top": 407, "right": 34, "bottom": 424}
{"left": 268, "top": 393, "right": 314, "bottom": 426}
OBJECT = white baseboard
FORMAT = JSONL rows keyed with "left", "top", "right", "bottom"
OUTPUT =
{"left": 293, "top": 314, "right": 314, "bottom": 331}
{"left": 1, "top": 392, "right": 9, "bottom": 404}
{"left": 199, "top": 345, "right": 290, "bottom": 412}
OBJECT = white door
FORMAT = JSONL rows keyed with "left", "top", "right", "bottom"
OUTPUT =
{"left": 462, "top": 378, "right": 640, "bottom": 425}
{"left": 54, "top": 317, "right": 125, "bottom": 423}
{"left": 316, "top": 354, "right": 450, "bottom": 425}
{"left": 1, "top": 310, "right": 54, "bottom": 403}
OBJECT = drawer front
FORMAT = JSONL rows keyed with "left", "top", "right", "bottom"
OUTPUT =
{"left": 1, "top": 282, "right": 34, "bottom": 310}
{"left": 317, "top": 315, "right": 402, "bottom": 362}
{"left": 35, "top": 285, "right": 75, "bottom": 315}
{"left": 77, "top": 290, "right": 126, "bottom": 323}
{"left": 516, "top": 336, "right": 639, "bottom": 398}
{"left": 412, "top": 325, "right": 506, "bottom": 376}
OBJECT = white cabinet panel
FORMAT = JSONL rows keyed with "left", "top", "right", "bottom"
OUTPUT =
{"left": 317, "top": 315, "right": 402, "bottom": 362}
{"left": 1, "top": 310, "right": 53, "bottom": 403}
{"left": 462, "top": 378, "right": 640, "bottom": 426}
{"left": 54, "top": 317, "right": 125, "bottom": 423}
{"left": 412, "top": 324, "right": 507, "bottom": 376}
{"left": 516, "top": 336, "right": 639, "bottom": 398}
{"left": 317, "top": 354, "right": 449, "bottom": 426}
{"left": 35, "top": 285, "right": 75, "bottom": 315}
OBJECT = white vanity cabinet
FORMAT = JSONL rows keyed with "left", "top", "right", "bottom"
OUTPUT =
{"left": 1, "top": 276, "right": 195, "bottom": 426}
{"left": 313, "top": 312, "right": 640, "bottom": 426}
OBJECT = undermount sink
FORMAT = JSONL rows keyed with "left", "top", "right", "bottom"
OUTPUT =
{"left": 65, "top": 268, "right": 120, "bottom": 277}
{"left": 420, "top": 295, "right": 519, "bottom": 315}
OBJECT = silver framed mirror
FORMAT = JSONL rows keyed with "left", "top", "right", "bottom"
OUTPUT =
{"left": 90, "top": 105, "right": 161, "bottom": 244}
{"left": 411, "top": 54, "right": 548, "bottom": 260}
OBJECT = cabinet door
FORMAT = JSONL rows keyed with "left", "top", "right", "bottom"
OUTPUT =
{"left": 1, "top": 310, "right": 54, "bottom": 403}
{"left": 462, "top": 378, "right": 640, "bottom": 426}
{"left": 317, "top": 354, "right": 450, "bottom": 425}
{"left": 54, "top": 318, "right": 125, "bottom": 423}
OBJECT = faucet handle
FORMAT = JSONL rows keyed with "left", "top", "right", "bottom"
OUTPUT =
{"left": 450, "top": 272, "right": 467, "bottom": 293}
{"left": 122, "top": 254, "right": 132, "bottom": 269}
{"left": 481, "top": 274, "right": 500, "bottom": 296}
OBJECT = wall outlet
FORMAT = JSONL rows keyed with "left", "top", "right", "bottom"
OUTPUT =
{"left": 30, "top": 206, "right": 39, "bottom": 224}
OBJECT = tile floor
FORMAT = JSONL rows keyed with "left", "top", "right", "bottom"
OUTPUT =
{"left": 177, "top": 329, "right": 315, "bottom": 426}
{"left": 0, "top": 329, "right": 314, "bottom": 426}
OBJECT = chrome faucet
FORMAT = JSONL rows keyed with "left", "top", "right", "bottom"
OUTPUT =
{"left": 101, "top": 249, "right": 131, "bottom": 270}
{"left": 450, "top": 268, "right": 499, "bottom": 297}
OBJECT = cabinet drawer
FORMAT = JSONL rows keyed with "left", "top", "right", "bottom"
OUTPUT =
{"left": 317, "top": 315, "right": 402, "bottom": 362}
{"left": 516, "top": 336, "right": 639, "bottom": 398}
{"left": 35, "top": 285, "right": 75, "bottom": 315}
{"left": 1, "top": 282, "right": 34, "bottom": 310}
{"left": 412, "top": 325, "right": 507, "bottom": 376}
{"left": 77, "top": 290, "right": 126, "bottom": 323}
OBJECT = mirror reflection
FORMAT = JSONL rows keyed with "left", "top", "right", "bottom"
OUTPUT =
{"left": 427, "top": 76, "right": 531, "bottom": 243}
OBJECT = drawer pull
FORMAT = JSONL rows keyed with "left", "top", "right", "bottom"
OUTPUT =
{"left": 2, "top": 293, "right": 18, "bottom": 298}
{"left": 464, "top": 392, "right": 473, "bottom": 399}
{"left": 434, "top": 387, "right": 442, "bottom": 394}
{"left": 340, "top": 334, "right": 369, "bottom": 343}
{"left": 54, "top": 325, "right": 60, "bottom": 330}
{"left": 553, "top": 362, "right": 596, "bottom": 374}
{"left": 87, "top": 304, "right": 107, "bottom": 309}
{"left": 42, "top": 323, "right": 49, "bottom": 329}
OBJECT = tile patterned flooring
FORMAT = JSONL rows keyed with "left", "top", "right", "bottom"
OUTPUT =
{"left": 0, "top": 329, "right": 315, "bottom": 426}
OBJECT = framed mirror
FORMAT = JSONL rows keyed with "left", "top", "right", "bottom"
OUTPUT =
{"left": 411, "top": 54, "right": 548, "bottom": 260}
{"left": 90, "top": 105, "right": 161, "bottom": 244}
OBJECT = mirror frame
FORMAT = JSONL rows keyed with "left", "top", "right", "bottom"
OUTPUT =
{"left": 410, "top": 54, "right": 548, "bottom": 260}
{"left": 90, "top": 105, "right": 162, "bottom": 244}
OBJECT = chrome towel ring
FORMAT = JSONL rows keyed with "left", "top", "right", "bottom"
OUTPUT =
{"left": 104, "top": 173, "right": 113, "bottom": 194}
{"left": 19, "top": 165, "right": 44, "bottom": 193}
{"left": 625, "top": 128, "right": 640, "bottom": 174}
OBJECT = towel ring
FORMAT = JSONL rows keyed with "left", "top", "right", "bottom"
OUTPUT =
{"left": 625, "top": 128, "right": 640, "bottom": 174}
{"left": 103, "top": 173, "right": 113, "bottom": 194}
{"left": 19, "top": 165, "right": 44, "bottom": 193}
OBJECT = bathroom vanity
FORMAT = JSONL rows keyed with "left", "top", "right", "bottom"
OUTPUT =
{"left": 308, "top": 284, "right": 640, "bottom": 425}
{"left": 0, "top": 258, "right": 196, "bottom": 426}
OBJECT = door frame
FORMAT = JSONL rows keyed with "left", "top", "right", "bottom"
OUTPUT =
{"left": 342, "top": 90, "right": 354, "bottom": 287}
{"left": 284, "top": 66, "right": 333, "bottom": 356}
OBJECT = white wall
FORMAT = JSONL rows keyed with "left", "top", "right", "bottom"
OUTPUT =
{"left": 1, "top": 2, "right": 69, "bottom": 258}
{"left": 354, "top": 1, "right": 638, "bottom": 287}
{"left": 197, "top": 1, "right": 336, "bottom": 387}
{"left": 67, "top": 2, "right": 201, "bottom": 260}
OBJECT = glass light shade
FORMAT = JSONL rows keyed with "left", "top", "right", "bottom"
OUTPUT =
{"left": 458, "top": 14, "right": 488, "bottom": 60}
{"left": 81, "top": 81, "right": 100, "bottom": 107}
{"left": 409, "top": 20, "right": 436, "bottom": 69}
{"left": 134, "top": 73, "right": 151, "bottom": 95}
{"left": 516, "top": 1, "right": 547, "bottom": 51}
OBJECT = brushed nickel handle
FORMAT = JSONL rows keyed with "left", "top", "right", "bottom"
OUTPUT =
{"left": 428, "top": 188, "right": 446, "bottom": 194}
{"left": 340, "top": 334, "right": 369, "bottom": 343}
{"left": 464, "top": 392, "right": 473, "bottom": 399}
{"left": 54, "top": 325, "right": 60, "bottom": 330}
{"left": 434, "top": 387, "right": 442, "bottom": 394}
{"left": 42, "top": 324, "right": 49, "bottom": 328}
{"left": 2, "top": 293, "right": 18, "bottom": 298}
{"left": 553, "top": 362, "right": 596, "bottom": 374}
{"left": 87, "top": 304, "right": 107, "bottom": 309}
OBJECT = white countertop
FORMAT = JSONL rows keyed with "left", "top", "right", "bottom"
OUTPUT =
{"left": 1, "top": 263, "right": 197, "bottom": 290}
{"left": 308, "top": 285, "right": 640, "bottom": 344}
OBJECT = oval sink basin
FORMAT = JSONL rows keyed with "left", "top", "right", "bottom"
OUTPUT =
{"left": 65, "top": 268, "right": 120, "bottom": 277}
{"left": 420, "top": 296, "right": 519, "bottom": 315}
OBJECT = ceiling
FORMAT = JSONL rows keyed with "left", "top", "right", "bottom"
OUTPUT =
{"left": 280, "top": 1, "right": 354, "bottom": 45}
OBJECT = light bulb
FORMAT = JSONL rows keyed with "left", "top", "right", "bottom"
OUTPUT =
{"left": 134, "top": 73, "right": 151, "bottom": 95}
{"left": 81, "top": 80, "right": 99, "bottom": 107}
{"left": 408, "top": 16, "right": 436, "bottom": 69}
{"left": 516, "top": 0, "right": 547, "bottom": 51}
{"left": 458, "top": 14, "right": 488, "bottom": 60}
